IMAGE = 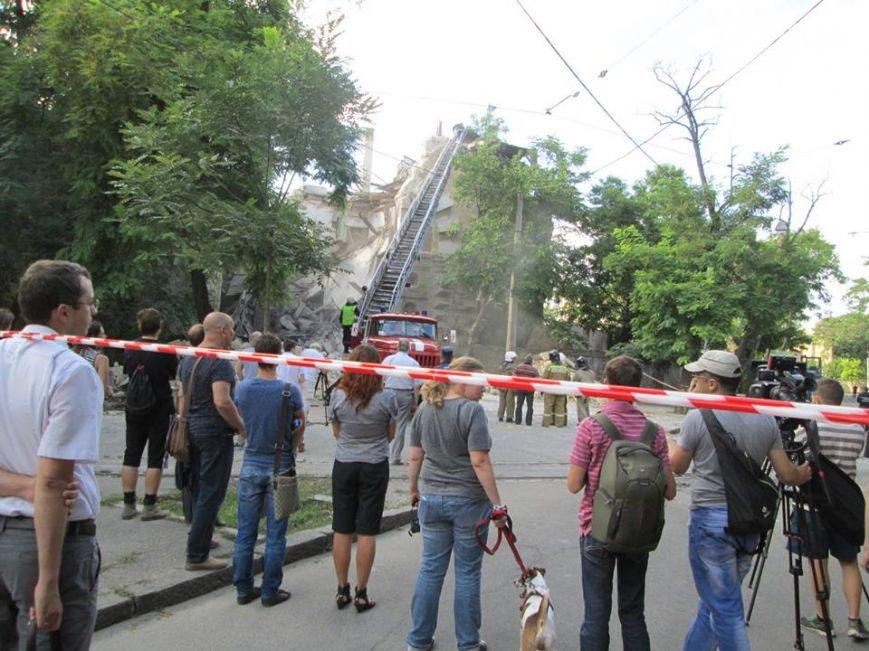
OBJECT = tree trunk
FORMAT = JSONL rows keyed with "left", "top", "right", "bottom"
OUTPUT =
{"left": 466, "top": 291, "right": 492, "bottom": 349}
{"left": 190, "top": 269, "right": 213, "bottom": 321}
{"left": 262, "top": 252, "right": 272, "bottom": 333}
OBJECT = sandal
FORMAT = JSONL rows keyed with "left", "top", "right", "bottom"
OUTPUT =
{"left": 336, "top": 583, "right": 352, "bottom": 610}
{"left": 354, "top": 586, "right": 376, "bottom": 613}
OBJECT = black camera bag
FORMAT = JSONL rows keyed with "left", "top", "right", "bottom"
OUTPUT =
{"left": 803, "top": 421, "right": 865, "bottom": 547}
{"left": 700, "top": 410, "right": 778, "bottom": 553}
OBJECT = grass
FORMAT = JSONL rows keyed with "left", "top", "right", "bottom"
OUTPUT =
{"left": 157, "top": 476, "right": 334, "bottom": 535}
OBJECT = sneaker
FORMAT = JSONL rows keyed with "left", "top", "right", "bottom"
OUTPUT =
{"left": 121, "top": 503, "right": 138, "bottom": 520}
{"left": 261, "top": 589, "right": 291, "bottom": 607}
{"left": 406, "top": 638, "right": 435, "bottom": 651}
{"left": 140, "top": 504, "right": 167, "bottom": 521}
{"left": 237, "top": 587, "right": 261, "bottom": 605}
{"left": 801, "top": 614, "right": 836, "bottom": 638}
{"left": 849, "top": 618, "right": 869, "bottom": 640}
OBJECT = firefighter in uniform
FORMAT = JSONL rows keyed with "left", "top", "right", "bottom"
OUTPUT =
{"left": 542, "top": 350, "right": 570, "bottom": 426}
{"left": 340, "top": 298, "right": 359, "bottom": 354}
{"left": 572, "top": 356, "right": 596, "bottom": 423}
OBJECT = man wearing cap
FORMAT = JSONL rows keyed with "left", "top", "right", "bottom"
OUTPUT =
{"left": 497, "top": 351, "right": 518, "bottom": 422}
{"left": 669, "top": 350, "right": 812, "bottom": 651}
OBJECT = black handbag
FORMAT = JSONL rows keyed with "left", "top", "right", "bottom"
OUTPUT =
{"left": 803, "top": 420, "right": 866, "bottom": 546}
{"left": 700, "top": 410, "right": 779, "bottom": 553}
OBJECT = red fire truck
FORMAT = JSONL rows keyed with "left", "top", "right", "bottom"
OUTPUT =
{"left": 353, "top": 312, "right": 441, "bottom": 368}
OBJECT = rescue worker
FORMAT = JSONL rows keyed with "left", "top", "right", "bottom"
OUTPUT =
{"left": 573, "top": 356, "right": 596, "bottom": 423}
{"left": 542, "top": 350, "right": 570, "bottom": 427}
{"left": 340, "top": 298, "right": 359, "bottom": 354}
{"left": 436, "top": 346, "right": 454, "bottom": 370}
{"left": 497, "top": 351, "right": 517, "bottom": 422}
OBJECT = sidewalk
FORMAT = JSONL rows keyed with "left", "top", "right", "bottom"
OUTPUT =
{"left": 92, "top": 393, "right": 685, "bottom": 630}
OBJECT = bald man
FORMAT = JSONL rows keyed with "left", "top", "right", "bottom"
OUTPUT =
{"left": 177, "top": 312, "right": 246, "bottom": 571}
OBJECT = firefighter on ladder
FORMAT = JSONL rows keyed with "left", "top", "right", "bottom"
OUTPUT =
{"left": 542, "top": 350, "right": 570, "bottom": 427}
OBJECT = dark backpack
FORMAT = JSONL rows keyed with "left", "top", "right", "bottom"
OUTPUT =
{"left": 700, "top": 410, "right": 778, "bottom": 551}
{"left": 590, "top": 414, "right": 667, "bottom": 554}
{"left": 125, "top": 362, "right": 157, "bottom": 413}
{"left": 803, "top": 421, "right": 866, "bottom": 546}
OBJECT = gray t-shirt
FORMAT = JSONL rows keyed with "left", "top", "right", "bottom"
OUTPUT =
{"left": 409, "top": 397, "right": 491, "bottom": 500}
{"left": 329, "top": 388, "right": 399, "bottom": 463}
{"left": 178, "top": 357, "right": 236, "bottom": 436}
{"left": 677, "top": 409, "right": 782, "bottom": 508}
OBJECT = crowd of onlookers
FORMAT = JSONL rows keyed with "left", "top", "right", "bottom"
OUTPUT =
{"left": 3, "top": 260, "right": 869, "bottom": 651}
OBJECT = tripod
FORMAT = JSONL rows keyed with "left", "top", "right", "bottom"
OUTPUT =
{"left": 745, "top": 435, "right": 835, "bottom": 650}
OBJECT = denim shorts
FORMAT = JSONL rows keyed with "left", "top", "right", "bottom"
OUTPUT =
{"left": 787, "top": 508, "right": 857, "bottom": 562}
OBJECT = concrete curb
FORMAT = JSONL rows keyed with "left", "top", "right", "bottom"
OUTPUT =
{"left": 95, "top": 507, "right": 413, "bottom": 631}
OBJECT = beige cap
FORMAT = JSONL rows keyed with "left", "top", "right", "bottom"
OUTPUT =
{"left": 684, "top": 350, "right": 742, "bottom": 378}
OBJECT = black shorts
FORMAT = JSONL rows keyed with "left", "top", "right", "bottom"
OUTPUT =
{"left": 124, "top": 401, "right": 173, "bottom": 469}
{"left": 331, "top": 459, "right": 389, "bottom": 536}
{"left": 788, "top": 508, "right": 858, "bottom": 562}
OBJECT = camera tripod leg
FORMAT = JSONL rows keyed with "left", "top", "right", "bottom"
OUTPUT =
{"left": 746, "top": 490, "right": 782, "bottom": 624}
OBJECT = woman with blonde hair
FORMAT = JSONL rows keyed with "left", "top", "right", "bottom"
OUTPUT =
{"left": 406, "top": 356, "right": 506, "bottom": 651}
{"left": 328, "top": 344, "right": 398, "bottom": 612}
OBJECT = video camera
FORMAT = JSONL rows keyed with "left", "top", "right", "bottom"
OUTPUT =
{"left": 747, "top": 355, "right": 817, "bottom": 403}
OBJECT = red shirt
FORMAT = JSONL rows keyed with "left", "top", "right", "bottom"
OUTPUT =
{"left": 568, "top": 401, "right": 670, "bottom": 536}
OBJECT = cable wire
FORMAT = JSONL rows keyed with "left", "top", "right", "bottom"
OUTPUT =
{"left": 513, "top": 0, "right": 659, "bottom": 167}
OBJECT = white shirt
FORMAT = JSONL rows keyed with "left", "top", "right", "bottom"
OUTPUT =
{"left": 300, "top": 348, "right": 325, "bottom": 384}
{"left": 276, "top": 353, "right": 306, "bottom": 408}
{"left": 0, "top": 325, "right": 102, "bottom": 520}
{"left": 383, "top": 351, "right": 421, "bottom": 390}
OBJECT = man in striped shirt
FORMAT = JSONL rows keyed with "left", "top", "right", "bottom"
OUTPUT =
{"left": 795, "top": 378, "right": 869, "bottom": 640}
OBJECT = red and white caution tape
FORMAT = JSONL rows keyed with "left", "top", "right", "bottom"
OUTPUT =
{"left": 2, "top": 331, "right": 868, "bottom": 426}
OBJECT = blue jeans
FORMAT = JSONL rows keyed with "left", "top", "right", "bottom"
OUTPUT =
{"left": 580, "top": 534, "right": 650, "bottom": 651}
{"left": 407, "top": 495, "right": 491, "bottom": 651}
{"left": 187, "top": 432, "right": 235, "bottom": 563}
{"left": 232, "top": 463, "right": 290, "bottom": 599}
{"left": 683, "top": 507, "right": 758, "bottom": 651}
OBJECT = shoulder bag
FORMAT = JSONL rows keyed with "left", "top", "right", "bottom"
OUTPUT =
{"left": 700, "top": 409, "right": 779, "bottom": 553}
{"left": 272, "top": 383, "right": 300, "bottom": 520}
{"left": 166, "top": 357, "right": 203, "bottom": 463}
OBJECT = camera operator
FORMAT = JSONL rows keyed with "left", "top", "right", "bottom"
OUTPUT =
{"left": 669, "top": 350, "right": 811, "bottom": 651}
{"left": 791, "top": 379, "right": 869, "bottom": 639}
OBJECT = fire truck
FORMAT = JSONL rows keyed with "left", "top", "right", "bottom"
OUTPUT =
{"left": 352, "top": 312, "right": 441, "bottom": 368}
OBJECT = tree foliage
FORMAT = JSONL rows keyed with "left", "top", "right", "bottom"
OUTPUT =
{"left": 0, "top": 0, "right": 371, "bottom": 333}
{"left": 446, "top": 112, "right": 586, "bottom": 345}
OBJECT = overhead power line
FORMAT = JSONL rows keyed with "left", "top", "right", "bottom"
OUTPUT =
{"left": 512, "top": 0, "right": 659, "bottom": 167}
{"left": 591, "top": 0, "right": 830, "bottom": 175}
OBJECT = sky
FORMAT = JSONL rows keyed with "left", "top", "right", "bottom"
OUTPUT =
{"left": 301, "top": 0, "right": 868, "bottom": 319}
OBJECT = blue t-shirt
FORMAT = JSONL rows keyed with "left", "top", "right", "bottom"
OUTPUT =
{"left": 178, "top": 357, "right": 236, "bottom": 436}
{"left": 235, "top": 379, "right": 303, "bottom": 469}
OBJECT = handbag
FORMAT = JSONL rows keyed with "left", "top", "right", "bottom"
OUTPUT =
{"left": 272, "top": 383, "right": 300, "bottom": 520}
{"left": 700, "top": 410, "right": 779, "bottom": 553}
{"left": 166, "top": 357, "right": 203, "bottom": 463}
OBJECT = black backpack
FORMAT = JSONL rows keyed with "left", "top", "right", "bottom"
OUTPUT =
{"left": 803, "top": 421, "right": 866, "bottom": 546}
{"left": 125, "top": 362, "right": 157, "bottom": 413}
{"left": 700, "top": 410, "right": 778, "bottom": 552}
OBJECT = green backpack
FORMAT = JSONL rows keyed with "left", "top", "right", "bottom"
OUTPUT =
{"left": 590, "top": 413, "right": 666, "bottom": 554}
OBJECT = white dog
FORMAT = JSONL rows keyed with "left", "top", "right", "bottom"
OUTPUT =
{"left": 517, "top": 568, "right": 557, "bottom": 651}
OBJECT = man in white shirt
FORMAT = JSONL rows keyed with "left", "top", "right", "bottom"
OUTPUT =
{"left": 383, "top": 338, "right": 421, "bottom": 465}
{"left": 0, "top": 260, "right": 103, "bottom": 650}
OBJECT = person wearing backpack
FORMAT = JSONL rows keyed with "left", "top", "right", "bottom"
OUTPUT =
{"left": 791, "top": 378, "right": 869, "bottom": 640}
{"left": 121, "top": 308, "right": 177, "bottom": 520}
{"left": 567, "top": 355, "right": 676, "bottom": 651}
{"left": 669, "top": 350, "right": 811, "bottom": 651}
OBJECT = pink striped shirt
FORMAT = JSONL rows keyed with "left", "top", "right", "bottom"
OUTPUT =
{"left": 569, "top": 401, "right": 671, "bottom": 536}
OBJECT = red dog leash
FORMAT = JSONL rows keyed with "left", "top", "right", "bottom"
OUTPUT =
{"left": 474, "top": 510, "right": 528, "bottom": 576}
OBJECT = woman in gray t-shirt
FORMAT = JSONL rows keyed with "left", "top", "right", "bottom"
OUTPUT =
{"left": 327, "top": 344, "right": 398, "bottom": 613}
{"left": 406, "top": 356, "right": 507, "bottom": 651}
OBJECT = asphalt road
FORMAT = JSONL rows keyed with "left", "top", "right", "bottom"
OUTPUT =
{"left": 92, "top": 395, "right": 868, "bottom": 650}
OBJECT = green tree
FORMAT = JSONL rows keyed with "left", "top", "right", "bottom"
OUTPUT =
{"left": 1, "top": 0, "right": 371, "bottom": 333}
{"left": 814, "top": 313, "right": 869, "bottom": 360}
{"left": 825, "top": 357, "right": 865, "bottom": 386}
{"left": 446, "top": 113, "right": 586, "bottom": 345}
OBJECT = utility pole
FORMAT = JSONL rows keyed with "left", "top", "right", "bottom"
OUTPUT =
{"left": 505, "top": 191, "right": 523, "bottom": 353}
